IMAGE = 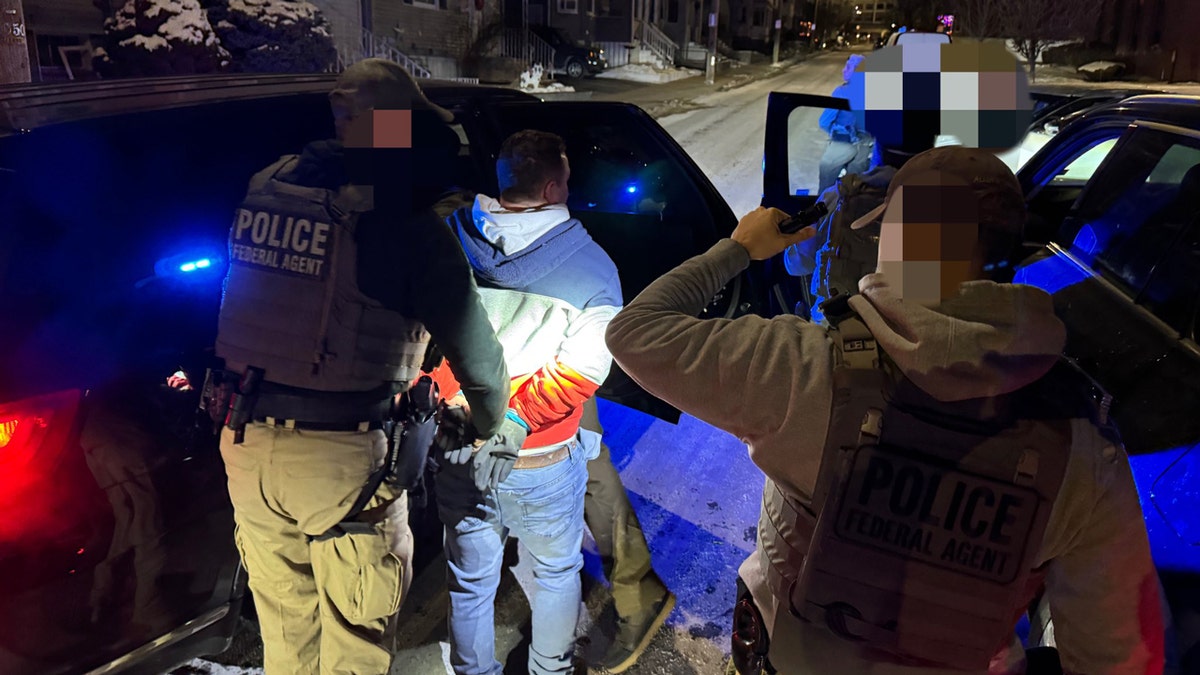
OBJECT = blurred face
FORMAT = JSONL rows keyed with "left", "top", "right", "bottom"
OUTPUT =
{"left": 876, "top": 175, "right": 982, "bottom": 307}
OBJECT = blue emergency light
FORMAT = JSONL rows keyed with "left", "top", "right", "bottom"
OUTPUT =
{"left": 179, "top": 258, "right": 213, "bottom": 273}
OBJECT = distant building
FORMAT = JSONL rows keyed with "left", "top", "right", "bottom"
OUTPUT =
{"left": 22, "top": 0, "right": 104, "bottom": 81}
{"left": 1096, "top": 0, "right": 1200, "bottom": 83}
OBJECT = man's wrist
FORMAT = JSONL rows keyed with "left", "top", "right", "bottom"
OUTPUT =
{"left": 505, "top": 409, "right": 531, "bottom": 432}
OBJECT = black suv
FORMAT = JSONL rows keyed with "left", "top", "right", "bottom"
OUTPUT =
{"left": 0, "top": 73, "right": 751, "bottom": 674}
{"left": 530, "top": 24, "right": 607, "bottom": 78}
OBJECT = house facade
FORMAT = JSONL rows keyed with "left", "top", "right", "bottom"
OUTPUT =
{"left": 21, "top": 0, "right": 105, "bottom": 81}
{"left": 1094, "top": 0, "right": 1200, "bottom": 84}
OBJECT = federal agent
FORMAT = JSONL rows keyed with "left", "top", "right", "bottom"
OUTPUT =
{"left": 606, "top": 146, "right": 1165, "bottom": 674}
{"left": 817, "top": 53, "right": 875, "bottom": 196}
{"left": 212, "top": 58, "right": 513, "bottom": 674}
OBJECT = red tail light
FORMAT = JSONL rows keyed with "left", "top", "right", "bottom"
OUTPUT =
{"left": 0, "top": 390, "right": 82, "bottom": 471}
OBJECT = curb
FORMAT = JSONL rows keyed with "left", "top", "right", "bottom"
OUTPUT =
{"left": 716, "top": 50, "right": 815, "bottom": 92}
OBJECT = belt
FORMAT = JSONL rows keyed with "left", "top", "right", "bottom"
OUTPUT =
{"left": 513, "top": 445, "right": 571, "bottom": 470}
{"left": 253, "top": 416, "right": 386, "bottom": 432}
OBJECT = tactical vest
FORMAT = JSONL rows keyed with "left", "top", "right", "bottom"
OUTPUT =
{"left": 215, "top": 155, "right": 430, "bottom": 394}
{"left": 761, "top": 311, "right": 1097, "bottom": 671}
{"left": 812, "top": 174, "right": 888, "bottom": 321}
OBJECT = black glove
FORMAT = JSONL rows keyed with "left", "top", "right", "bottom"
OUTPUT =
{"left": 471, "top": 416, "right": 528, "bottom": 492}
{"left": 438, "top": 404, "right": 477, "bottom": 465}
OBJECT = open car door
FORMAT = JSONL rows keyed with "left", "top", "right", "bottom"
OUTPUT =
{"left": 464, "top": 100, "right": 771, "bottom": 423}
{"left": 760, "top": 91, "right": 854, "bottom": 318}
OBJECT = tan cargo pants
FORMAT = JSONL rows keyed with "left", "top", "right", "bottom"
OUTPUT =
{"left": 219, "top": 423, "right": 413, "bottom": 675}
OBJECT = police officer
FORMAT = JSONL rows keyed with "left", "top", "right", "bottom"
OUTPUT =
{"left": 817, "top": 54, "right": 875, "bottom": 196}
{"left": 213, "top": 58, "right": 513, "bottom": 675}
{"left": 605, "top": 146, "right": 1165, "bottom": 674}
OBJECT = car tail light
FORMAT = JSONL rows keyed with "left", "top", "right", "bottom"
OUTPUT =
{"left": 0, "top": 390, "right": 82, "bottom": 472}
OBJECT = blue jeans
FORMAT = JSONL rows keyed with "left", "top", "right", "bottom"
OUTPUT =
{"left": 437, "top": 432, "right": 597, "bottom": 675}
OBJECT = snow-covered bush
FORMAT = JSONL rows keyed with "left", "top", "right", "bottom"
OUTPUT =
{"left": 94, "top": 0, "right": 230, "bottom": 77}
{"left": 203, "top": 0, "right": 336, "bottom": 73}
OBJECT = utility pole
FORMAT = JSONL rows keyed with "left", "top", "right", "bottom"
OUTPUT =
{"left": 704, "top": 0, "right": 719, "bottom": 84}
{"left": 1, "top": 0, "right": 30, "bottom": 85}
{"left": 772, "top": 3, "right": 781, "bottom": 65}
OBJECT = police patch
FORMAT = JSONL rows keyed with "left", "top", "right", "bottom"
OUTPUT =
{"left": 835, "top": 446, "right": 1039, "bottom": 584}
{"left": 228, "top": 207, "right": 334, "bottom": 280}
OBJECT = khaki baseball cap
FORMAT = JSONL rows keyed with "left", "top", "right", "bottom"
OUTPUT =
{"left": 329, "top": 58, "right": 454, "bottom": 124}
{"left": 849, "top": 146, "right": 1026, "bottom": 238}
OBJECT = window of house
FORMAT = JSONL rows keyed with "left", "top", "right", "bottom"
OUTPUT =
{"left": 404, "top": 0, "right": 440, "bottom": 9}
{"left": 753, "top": 8, "right": 764, "bottom": 25}
{"left": 668, "top": 0, "right": 679, "bottom": 22}
{"left": 558, "top": 0, "right": 579, "bottom": 14}
{"left": 740, "top": 6, "right": 747, "bottom": 22}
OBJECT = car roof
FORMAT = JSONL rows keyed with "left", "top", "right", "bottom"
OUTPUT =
{"left": 0, "top": 73, "right": 537, "bottom": 137}
{"left": 889, "top": 31, "right": 951, "bottom": 46}
{"left": 1079, "top": 93, "right": 1200, "bottom": 129}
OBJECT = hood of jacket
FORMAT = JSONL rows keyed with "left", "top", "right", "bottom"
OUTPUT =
{"left": 275, "top": 139, "right": 348, "bottom": 190}
{"left": 848, "top": 274, "right": 1067, "bottom": 402}
{"left": 448, "top": 194, "right": 592, "bottom": 287}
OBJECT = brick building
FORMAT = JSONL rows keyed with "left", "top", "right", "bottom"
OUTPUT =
{"left": 1095, "top": 0, "right": 1200, "bottom": 83}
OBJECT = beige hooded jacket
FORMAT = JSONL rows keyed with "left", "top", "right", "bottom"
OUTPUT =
{"left": 606, "top": 239, "right": 1164, "bottom": 675}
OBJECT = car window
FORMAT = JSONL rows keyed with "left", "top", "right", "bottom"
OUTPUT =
{"left": 0, "top": 94, "right": 333, "bottom": 400}
{"left": 1136, "top": 212, "right": 1200, "bottom": 339}
{"left": 1050, "top": 137, "right": 1119, "bottom": 185}
{"left": 1068, "top": 130, "right": 1200, "bottom": 296}
{"left": 482, "top": 102, "right": 733, "bottom": 302}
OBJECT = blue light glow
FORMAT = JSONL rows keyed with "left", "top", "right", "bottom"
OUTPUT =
{"left": 179, "top": 258, "right": 211, "bottom": 273}
{"left": 1012, "top": 253, "right": 1090, "bottom": 295}
{"left": 626, "top": 184, "right": 638, "bottom": 194}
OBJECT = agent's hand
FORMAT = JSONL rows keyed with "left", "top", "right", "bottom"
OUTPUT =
{"left": 732, "top": 207, "right": 818, "bottom": 261}
{"left": 438, "top": 403, "right": 483, "bottom": 464}
{"left": 471, "top": 416, "right": 528, "bottom": 492}
{"left": 166, "top": 370, "right": 193, "bottom": 391}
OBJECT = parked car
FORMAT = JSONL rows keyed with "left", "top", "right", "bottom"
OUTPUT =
{"left": 763, "top": 91, "right": 1200, "bottom": 672}
{"left": 529, "top": 24, "right": 607, "bottom": 78}
{"left": 0, "top": 71, "right": 753, "bottom": 674}
{"left": 881, "top": 29, "right": 951, "bottom": 47}
{"left": 1029, "top": 87, "right": 1164, "bottom": 135}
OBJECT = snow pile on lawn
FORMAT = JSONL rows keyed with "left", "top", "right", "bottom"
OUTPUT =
{"left": 520, "top": 81, "right": 578, "bottom": 93}
{"left": 517, "top": 64, "right": 577, "bottom": 93}
{"left": 596, "top": 63, "right": 700, "bottom": 83}
{"left": 96, "top": 0, "right": 229, "bottom": 76}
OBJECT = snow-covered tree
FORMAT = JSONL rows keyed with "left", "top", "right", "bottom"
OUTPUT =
{"left": 93, "top": 0, "right": 230, "bottom": 78}
{"left": 203, "top": 0, "right": 337, "bottom": 73}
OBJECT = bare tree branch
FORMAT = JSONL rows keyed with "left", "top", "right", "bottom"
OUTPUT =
{"left": 998, "top": 0, "right": 1093, "bottom": 80}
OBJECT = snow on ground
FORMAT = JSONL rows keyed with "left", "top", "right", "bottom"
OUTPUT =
{"left": 1028, "top": 65, "right": 1200, "bottom": 95}
{"left": 596, "top": 64, "right": 701, "bottom": 84}
{"left": 518, "top": 81, "right": 577, "bottom": 94}
{"left": 175, "top": 659, "right": 263, "bottom": 675}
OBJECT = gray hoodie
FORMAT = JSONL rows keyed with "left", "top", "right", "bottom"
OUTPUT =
{"left": 606, "top": 239, "right": 1164, "bottom": 675}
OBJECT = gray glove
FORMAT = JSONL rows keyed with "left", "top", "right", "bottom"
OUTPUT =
{"left": 471, "top": 415, "right": 528, "bottom": 492}
{"left": 438, "top": 404, "right": 478, "bottom": 465}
